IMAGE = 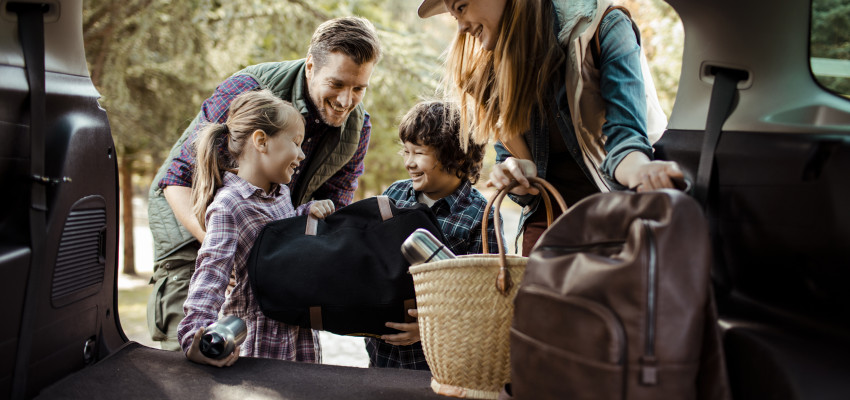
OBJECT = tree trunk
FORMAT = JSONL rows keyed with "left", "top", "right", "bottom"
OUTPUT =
{"left": 120, "top": 156, "right": 136, "bottom": 275}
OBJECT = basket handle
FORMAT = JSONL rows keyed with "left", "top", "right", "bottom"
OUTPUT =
{"left": 482, "top": 176, "right": 567, "bottom": 295}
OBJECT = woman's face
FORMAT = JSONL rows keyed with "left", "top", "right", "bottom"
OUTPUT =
{"left": 444, "top": 0, "right": 507, "bottom": 51}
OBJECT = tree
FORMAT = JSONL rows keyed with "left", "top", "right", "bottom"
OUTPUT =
{"left": 84, "top": 0, "right": 215, "bottom": 274}
{"left": 811, "top": 0, "right": 850, "bottom": 96}
{"left": 83, "top": 0, "right": 453, "bottom": 274}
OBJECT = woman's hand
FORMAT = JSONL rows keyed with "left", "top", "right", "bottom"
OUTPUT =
{"left": 185, "top": 327, "right": 240, "bottom": 367}
{"left": 309, "top": 200, "right": 335, "bottom": 219}
{"left": 615, "top": 152, "right": 685, "bottom": 192}
{"left": 487, "top": 157, "right": 540, "bottom": 196}
{"left": 381, "top": 309, "right": 421, "bottom": 346}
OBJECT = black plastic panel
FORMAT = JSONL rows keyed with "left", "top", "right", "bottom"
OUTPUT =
{"left": 51, "top": 196, "right": 106, "bottom": 307}
{"left": 655, "top": 130, "right": 850, "bottom": 326}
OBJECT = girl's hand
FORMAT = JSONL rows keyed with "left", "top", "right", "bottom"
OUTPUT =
{"left": 487, "top": 157, "right": 540, "bottom": 196}
{"left": 309, "top": 200, "right": 335, "bottom": 219}
{"left": 185, "top": 327, "right": 240, "bottom": 367}
{"left": 381, "top": 309, "right": 421, "bottom": 346}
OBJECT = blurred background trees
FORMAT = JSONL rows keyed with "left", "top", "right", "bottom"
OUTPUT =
{"left": 810, "top": 0, "right": 850, "bottom": 97}
{"left": 82, "top": 0, "right": 684, "bottom": 274}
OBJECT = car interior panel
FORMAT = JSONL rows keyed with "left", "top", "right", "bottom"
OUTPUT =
{"left": 1, "top": 0, "right": 848, "bottom": 398}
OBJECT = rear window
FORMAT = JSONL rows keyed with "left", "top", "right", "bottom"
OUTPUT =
{"left": 810, "top": 0, "right": 850, "bottom": 98}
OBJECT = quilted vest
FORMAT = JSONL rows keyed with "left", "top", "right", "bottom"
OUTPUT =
{"left": 147, "top": 59, "right": 365, "bottom": 260}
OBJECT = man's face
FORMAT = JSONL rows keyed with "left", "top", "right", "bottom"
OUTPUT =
{"left": 305, "top": 52, "right": 375, "bottom": 127}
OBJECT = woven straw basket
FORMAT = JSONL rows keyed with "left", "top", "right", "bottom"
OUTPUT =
{"left": 410, "top": 177, "right": 566, "bottom": 399}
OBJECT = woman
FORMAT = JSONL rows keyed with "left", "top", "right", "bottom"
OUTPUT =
{"left": 418, "top": 0, "right": 684, "bottom": 255}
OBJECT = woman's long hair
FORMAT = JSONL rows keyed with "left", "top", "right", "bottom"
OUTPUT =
{"left": 442, "top": 0, "right": 564, "bottom": 147}
{"left": 191, "top": 89, "right": 303, "bottom": 229}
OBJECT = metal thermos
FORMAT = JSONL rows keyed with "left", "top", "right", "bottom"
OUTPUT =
{"left": 200, "top": 315, "right": 247, "bottom": 359}
{"left": 401, "top": 228, "right": 456, "bottom": 266}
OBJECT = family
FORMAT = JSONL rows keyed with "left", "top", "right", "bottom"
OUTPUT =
{"left": 146, "top": 0, "right": 683, "bottom": 369}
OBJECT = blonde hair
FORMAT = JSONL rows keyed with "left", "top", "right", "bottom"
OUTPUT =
{"left": 191, "top": 89, "right": 304, "bottom": 229}
{"left": 442, "top": 0, "right": 564, "bottom": 147}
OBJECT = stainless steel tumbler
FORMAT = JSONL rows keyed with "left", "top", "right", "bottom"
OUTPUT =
{"left": 401, "top": 228, "right": 456, "bottom": 266}
{"left": 200, "top": 315, "right": 247, "bottom": 359}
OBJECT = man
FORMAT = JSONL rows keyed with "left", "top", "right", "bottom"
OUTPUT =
{"left": 146, "top": 16, "right": 382, "bottom": 350}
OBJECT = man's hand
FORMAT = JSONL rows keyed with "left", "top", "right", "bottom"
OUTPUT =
{"left": 185, "top": 327, "right": 240, "bottom": 367}
{"left": 381, "top": 309, "right": 421, "bottom": 346}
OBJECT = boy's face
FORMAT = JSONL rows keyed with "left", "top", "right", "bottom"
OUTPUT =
{"left": 402, "top": 142, "right": 462, "bottom": 200}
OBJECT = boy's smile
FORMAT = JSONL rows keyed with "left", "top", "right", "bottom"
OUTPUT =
{"left": 402, "top": 142, "right": 462, "bottom": 200}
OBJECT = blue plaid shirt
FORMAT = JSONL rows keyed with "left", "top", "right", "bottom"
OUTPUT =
{"left": 385, "top": 179, "right": 501, "bottom": 255}
{"left": 366, "top": 179, "right": 503, "bottom": 370}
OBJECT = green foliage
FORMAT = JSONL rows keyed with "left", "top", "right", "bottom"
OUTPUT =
{"left": 811, "top": 0, "right": 850, "bottom": 96}
{"left": 84, "top": 0, "right": 686, "bottom": 198}
{"left": 84, "top": 0, "right": 212, "bottom": 174}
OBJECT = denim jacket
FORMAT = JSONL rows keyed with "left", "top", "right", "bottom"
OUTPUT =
{"left": 495, "top": 0, "right": 652, "bottom": 232}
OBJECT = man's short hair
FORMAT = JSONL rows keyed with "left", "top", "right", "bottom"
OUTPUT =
{"left": 308, "top": 16, "right": 382, "bottom": 69}
{"left": 399, "top": 101, "right": 486, "bottom": 184}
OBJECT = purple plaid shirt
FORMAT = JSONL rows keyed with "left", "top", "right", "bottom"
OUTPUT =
{"left": 159, "top": 74, "right": 371, "bottom": 208}
{"left": 177, "top": 172, "right": 320, "bottom": 362}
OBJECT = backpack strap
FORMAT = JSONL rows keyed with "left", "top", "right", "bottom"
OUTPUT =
{"left": 591, "top": 6, "right": 641, "bottom": 68}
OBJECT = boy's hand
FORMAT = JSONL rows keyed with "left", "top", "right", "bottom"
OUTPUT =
{"left": 185, "top": 327, "right": 240, "bottom": 367}
{"left": 309, "top": 200, "right": 335, "bottom": 219}
{"left": 381, "top": 309, "right": 421, "bottom": 346}
{"left": 487, "top": 157, "right": 540, "bottom": 196}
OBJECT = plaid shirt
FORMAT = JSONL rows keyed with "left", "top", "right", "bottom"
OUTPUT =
{"left": 159, "top": 74, "right": 371, "bottom": 208}
{"left": 178, "top": 172, "right": 320, "bottom": 362}
{"left": 365, "top": 179, "right": 502, "bottom": 370}
{"left": 385, "top": 179, "right": 500, "bottom": 255}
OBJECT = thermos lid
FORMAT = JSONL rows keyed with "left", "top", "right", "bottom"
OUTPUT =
{"left": 401, "top": 228, "right": 452, "bottom": 266}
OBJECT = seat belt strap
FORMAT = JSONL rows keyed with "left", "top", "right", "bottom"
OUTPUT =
{"left": 10, "top": 3, "right": 48, "bottom": 399}
{"left": 694, "top": 69, "right": 746, "bottom": 207}
{"left": 693, "top": 68, "right": 746, "bottom": 295}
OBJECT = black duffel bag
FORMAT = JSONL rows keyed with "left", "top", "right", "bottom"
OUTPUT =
{"left": 246, "top": 195, "right": 446, "bottom": 337}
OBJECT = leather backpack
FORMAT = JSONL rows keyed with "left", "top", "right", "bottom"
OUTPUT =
{"left": 505, "top": 189, "right": 731, "bottom": 399}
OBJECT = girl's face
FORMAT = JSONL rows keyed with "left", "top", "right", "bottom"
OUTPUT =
{"left": 402, "top": 142, "right": 461, "bottom": 200}
{"left": 261, "top": 123, "right": 306, "bottom": 186}
{"left": 444, "top": 0, "right": 507, "bottom": 51}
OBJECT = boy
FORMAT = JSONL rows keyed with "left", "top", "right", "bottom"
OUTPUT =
{"left": 366, "top": 100, "right": 503, "bottom": 370}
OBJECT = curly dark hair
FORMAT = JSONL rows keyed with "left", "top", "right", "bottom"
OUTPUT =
{"left": 398, "top": 101, "right": 486, "bottom": 184}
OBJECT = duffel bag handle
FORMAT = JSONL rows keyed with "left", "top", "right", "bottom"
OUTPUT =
{"left": 305, "top": 195, "right": 394, "bottom": 235}
{"left": 482, "top": 177, "right": 567, "bottom": 295}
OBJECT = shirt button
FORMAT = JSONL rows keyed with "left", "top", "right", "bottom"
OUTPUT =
{"left": 315, "top": 119, "right": 320, "bottom": 123}
{"left": 307, "top": 138, "right": 312, "bottom": 142}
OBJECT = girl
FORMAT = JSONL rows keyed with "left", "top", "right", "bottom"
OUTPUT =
{"left": 418, "top": 0, "right": 684, "bottom": 254}
{"left": 177, "top": 89, "right": 335, "bottom": 367}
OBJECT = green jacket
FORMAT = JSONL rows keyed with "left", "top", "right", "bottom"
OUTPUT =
{"left": 147, "top": 59, "right": 366, "bottom": 261}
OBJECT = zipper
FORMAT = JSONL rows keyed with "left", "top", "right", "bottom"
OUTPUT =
{"left": 537, "top": 241, "right": 624, "bottom": 254}
{"left": 640, "top": 220, "right": 658, "bottom": 385}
